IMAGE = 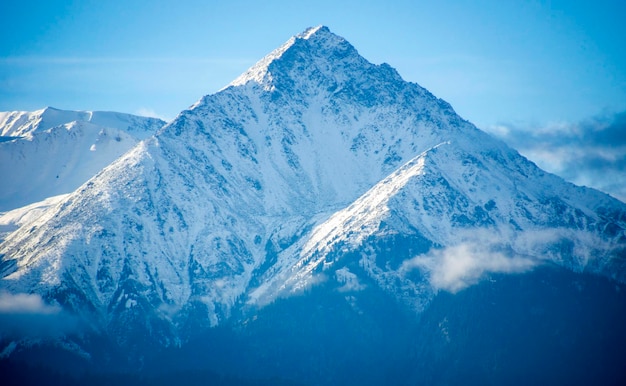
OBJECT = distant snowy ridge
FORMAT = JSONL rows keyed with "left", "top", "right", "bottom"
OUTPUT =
{"left": 0, "top": 108, "right": 166, "bottom": 212}
{"left": 1, "top": 26, "right": 625, "bottom": 347}
{"left": 0, "top": 106, "right": 165, "bottom": 138}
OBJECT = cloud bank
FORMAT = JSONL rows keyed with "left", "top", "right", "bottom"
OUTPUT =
{"left": 486, "top": 110, "right": 626, "bottom": 202}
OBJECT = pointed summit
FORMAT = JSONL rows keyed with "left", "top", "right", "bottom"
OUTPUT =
{"left": 214, "top": 25, "right": 427, "bottom": 121}
{"left": 293, "top": 25, "right": 352, "bottom": 50}
{"left": 227, "top": 26, "right": 376, "bottom": 91}
{"left": 297, "top": 25, "right": 328, "bottom": 39}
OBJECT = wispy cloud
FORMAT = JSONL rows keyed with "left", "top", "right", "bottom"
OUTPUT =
{"left": 135, "top": 107, "right": 170, "bottom": 121}
{"left": 0, "top": 292, "right": 80, "bottom": 338}
{"left": 486, "top": 110, "right": 626, "bottom": 202}
{"left": 400, "top": 224, "right": 616, "bottom": 294}
{"left": 0, "top": 292, "right": 60, "bottom": 314}
{"left": 335, "top": 267, "right": 366, "bottom": 292}
{"left": 401, "top": 236, "right": 536, "bottom": 293}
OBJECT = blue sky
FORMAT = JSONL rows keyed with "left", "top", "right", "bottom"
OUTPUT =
{"left": 1, "top": 0, "right": 625, "bottom": 200}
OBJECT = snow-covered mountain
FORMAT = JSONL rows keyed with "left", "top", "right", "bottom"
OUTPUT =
{"left": 1, "top": 26, "right": 626, "bottom": 382}
{"left": 0, "top": 107, "right": 166, "bottom": 213}
{"left": 0, "top": 107, "right": 165, "bottom": 139}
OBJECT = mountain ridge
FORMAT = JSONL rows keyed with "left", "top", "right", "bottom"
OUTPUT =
{"left": 0, "top": 106, "right": 165, "bottom": 138}
{"left": 0, "top": 107, "right": 166, "bottom": 213}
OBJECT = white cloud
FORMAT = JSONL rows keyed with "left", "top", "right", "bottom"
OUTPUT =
{"left": 335, "top": 267, "right": 365, "bottom": 292}
{"left": 402, "top": 237, "right": 536, "bottom": 293}
{"left": 0, "top": 292, "right": 80, "bottom": 338}
{"left": 400, "top": 224, "right": 618, "bottom": 294}
{"left": 0, "top": 292, "right": 60, "bottom": 315}
{"left": 134, "top": 107, "right": 169, "bottom": 121}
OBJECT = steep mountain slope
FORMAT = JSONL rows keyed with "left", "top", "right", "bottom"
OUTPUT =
{"left": 253, "top": 136, "right": 626, "bottom": 309}
{"left": 0, "top": 108, "right": 166, "bottom": 212}
{"left": 1, "top": 25, "right": 625, "bottom": 366}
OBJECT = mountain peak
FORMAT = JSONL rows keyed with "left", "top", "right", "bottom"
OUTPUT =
{"left": 297, "top": 25, "right": 328, "bottom": 39}
{"left": 294, "top": 25, "right": 347, "bottom": 47}
{"left": 226, "top": 25, "right": 360, "bottom": 90}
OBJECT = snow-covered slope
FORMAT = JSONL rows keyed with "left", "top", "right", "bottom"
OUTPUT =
{"left": 0, "top": 194, "right": 68, "bottom": 243}
{"left": 252, "top": 139, "right": 626, "bottom": 309}
{"left": 1, "top": 26, "right": 625, "bottom": 344}
{"left": 0, "top": 108, "right": 166, "bottom": 212}
{"left": 0, "top": 107, "right": 164, "bottom": 138}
